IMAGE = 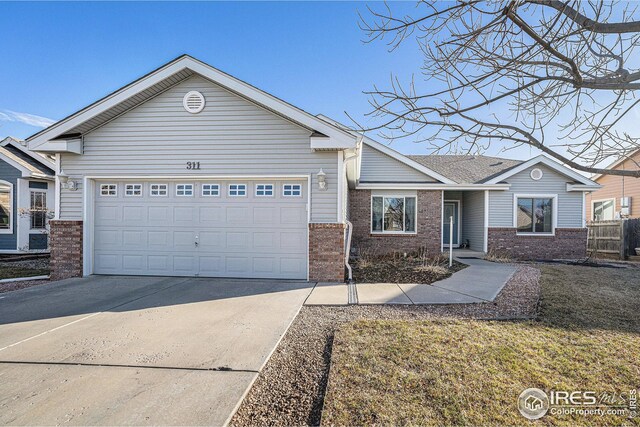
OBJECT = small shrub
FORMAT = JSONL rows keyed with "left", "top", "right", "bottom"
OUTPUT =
{"left": 484, "top": 249, "right": 512, "bottom": 263}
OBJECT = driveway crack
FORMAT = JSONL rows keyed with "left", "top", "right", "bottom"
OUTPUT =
{"left": 0, "top": 360, "right": 258, "bottom": 373}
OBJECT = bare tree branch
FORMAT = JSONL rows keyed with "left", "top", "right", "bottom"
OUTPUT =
{"left": 358, "top": 0, "right": 640, "bottom": 177}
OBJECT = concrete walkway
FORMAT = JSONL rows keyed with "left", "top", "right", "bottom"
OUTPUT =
{"left": 305, "top": 255, "right": 517, "bottom": 306}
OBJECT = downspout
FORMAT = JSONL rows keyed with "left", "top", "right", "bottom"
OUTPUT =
{"left": 343, "top": 139, "right": 361, "bottom": 284}
{"left": 344, "top": 220, "right": 353, "bottom": 283}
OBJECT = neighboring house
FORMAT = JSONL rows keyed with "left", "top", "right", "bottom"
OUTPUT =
{"left": 25, "top": 55, "right": 599, "bottom": 282}
{"left": 0, "top": 137, "right": 55, "bottom": 253}
{"left": 585, "top": 148, "right": 640, "bottom": 221}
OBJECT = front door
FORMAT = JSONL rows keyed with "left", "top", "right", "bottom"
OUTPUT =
{"left": 443, "top": 201, "right": 459, "bottom": 247}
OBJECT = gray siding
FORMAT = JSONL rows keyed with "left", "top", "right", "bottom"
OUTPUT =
{"left": 0, "top": 160, "right": 21, "bottom": 250}
{"left": 59, "top": 75, "right": 339, "bottom": 222}
{"left": 489, "top": 164, "right": 583, "bottom": 228}
{"left": 360, "top": 144, "right": 436, "bottom": 183}
{"left": 462, "top": 191, "right": 485, "bottom": 251}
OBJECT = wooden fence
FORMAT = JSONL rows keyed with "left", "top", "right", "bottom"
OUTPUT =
{"left": 588, "top": 219, "right": 640, "bottom": 259}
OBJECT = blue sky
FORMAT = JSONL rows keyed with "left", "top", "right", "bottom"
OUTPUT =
{"left": 0, "top": 1, "right": 535, "bottom": 158}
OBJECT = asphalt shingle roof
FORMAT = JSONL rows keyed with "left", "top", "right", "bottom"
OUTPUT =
{"left": 407, "top": 155, "right": 523, "bottom": 184}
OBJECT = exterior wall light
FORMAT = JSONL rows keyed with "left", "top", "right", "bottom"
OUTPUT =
{"left": 317, "top": 169, "right": 327, "bottom": 191}
{"left": 58, "top": 170, "right": 78, "bottom": 191}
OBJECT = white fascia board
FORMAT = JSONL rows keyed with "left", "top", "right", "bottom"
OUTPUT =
{"left": 2, "top": 137, "right": 55, "bottom": 169}
{"left": 356, "top": 183, "right": 511, "bottom": 190}
{"left": 33, "top": 139, "right": 82, "bottom": 154}
{"left": 484, "top": 154, "right": 598, "bottom": 186}
{"left": 362, "top": 138, "right": 456, "bottom": 184}
{"left": 567, "top": 183, "right": 602, "bottom": 192}
{"left": 29, "top": 56, "right": 357, "bottom": 151}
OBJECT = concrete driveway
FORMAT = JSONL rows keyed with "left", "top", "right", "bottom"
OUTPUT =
{"left": 0, "top": 276, "right": 313, "bottom": 426}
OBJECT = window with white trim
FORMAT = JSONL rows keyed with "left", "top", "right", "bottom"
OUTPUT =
{"left": 229, "top": 184, "right": 246, "bottom": 197}
{"left": 371, "top": 196, "right": 417, "bottom": 233}
{"left": 255, "top": 184, "right": 274, "bottom": 197}
{"left": 150, "top": 184, "right": 168, "bottom": 197}
{"left": 593, "top": 199, "right": 615, "bottom": 221}
{"left": 283, "top": 184, "right": 302, "bottom": 197}
{"left": 176, "top": 184, "right": 194, "bottom": 196}
{"left": 30, "top": 190, "right": 47, "bottom": 229}
{"left": 202, "top": 184, "right": 220, "bottom": 196}
{"left": 516, "top": 197, "right": 554, "bottom": 234}
{"left": 100, "top": 184, "right": 117, "bottom": 196}
{"left": 0, "top": 184, "right": 12, "bottom": 231}
{"left": 125, "top": 184, "right": 142, "bottom": 197}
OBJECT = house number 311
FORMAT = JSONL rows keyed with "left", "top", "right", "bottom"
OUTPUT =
{"left": 186, "top": 161, "right": 201, "bottom": 170}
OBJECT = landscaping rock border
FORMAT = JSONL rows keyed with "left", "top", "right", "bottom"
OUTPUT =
{"left": 231, "top": 265, "right": 540, "bottom": 426}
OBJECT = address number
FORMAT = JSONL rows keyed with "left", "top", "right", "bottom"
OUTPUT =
{"left": 186, "top": 161, "right": 201, "bottom": 170}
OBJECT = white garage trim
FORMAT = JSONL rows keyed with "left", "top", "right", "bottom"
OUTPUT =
{"left": 83, "top": 174, "right": 312, "bottom": 279}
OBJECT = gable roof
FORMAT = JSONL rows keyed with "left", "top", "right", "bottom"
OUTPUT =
{"left": 0, "top": 137, "right": 55, "bottom": 178}
{"left": 408, "top": 155, "right": 523, "bottom": 184}
{"left": 482, "top": 154, "right": 599, "bottom": 187}
{"left": 591, "top": 147, "right": 640, "bottom": 181}
{"left": 28, "top": 55, "right": 357, "bottom": 151}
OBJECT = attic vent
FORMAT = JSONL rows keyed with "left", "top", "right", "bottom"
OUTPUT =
{"left": 183, "top": 91, "right": 205, "bottom": 114}
{"left": 530, "top": 168, "right": 544, "bottom": 181}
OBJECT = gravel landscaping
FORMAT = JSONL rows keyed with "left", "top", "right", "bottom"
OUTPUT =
{"left": 351, "top": 253, "right": 467, "bottom": 284}
{"left": 231, "top": 265, "right": 540, "bottom": 426}
{"left": 0, "top": 256, "right": 51, "bottom": 293}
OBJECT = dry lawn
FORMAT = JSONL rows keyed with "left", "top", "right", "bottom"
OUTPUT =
{"left": 322, "top": 264, "right": 640, "bottom": 426}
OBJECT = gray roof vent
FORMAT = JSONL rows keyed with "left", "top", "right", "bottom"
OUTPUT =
{"left": 183, "top": 91, "right": 205, "bottom": 114}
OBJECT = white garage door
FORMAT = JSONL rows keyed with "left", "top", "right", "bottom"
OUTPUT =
{"left": 93, "top": 179, "right": 308, "bottom": 279}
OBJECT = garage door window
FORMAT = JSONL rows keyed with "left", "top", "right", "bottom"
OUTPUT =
{"left": 256, "top": 184, "right": 274, "bottom": 197}
{"left": 150, "top": 184, "right": 168, "bottom": 197}
{"left": 100, "top": 184, "right": 117, "bottom": 196}
{"left": 125, "top": 184, "right": 142, "bottom": 197}
{"left": 229, "top": 184, "right": 246, "bottom": 197}
{"left": 202, "top": 184, "right": 220, "bottom": 196}
{"left": 176, "top": 184, "right": 194, "bottom": 197}
{"left": 283, "top": 184, "right": 302, "bottom": 197}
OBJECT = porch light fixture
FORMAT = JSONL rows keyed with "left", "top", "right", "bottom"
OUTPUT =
{"left": 317, "top": 169, "right": 327, "bottom": 190}
{"left": 58, "top": 170, "right": 78, "bottom": 191}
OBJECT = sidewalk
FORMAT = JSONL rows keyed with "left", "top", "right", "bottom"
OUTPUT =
{"left": 304, "top": 255, "right": 517, "bottom": 306}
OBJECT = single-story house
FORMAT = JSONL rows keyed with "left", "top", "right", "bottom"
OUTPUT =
{"left": 26, "top": 55, "right": 600, "bottom": 282}
{"left": 0, "top": 137, "right": 55, "bottom": 253}
{"left": 585, "top": 148, "right": 640, "bottom": 221}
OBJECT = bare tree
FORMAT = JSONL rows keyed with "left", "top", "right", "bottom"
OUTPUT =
{"left": 359, "top": 0, "right": 640, "bottom": 177}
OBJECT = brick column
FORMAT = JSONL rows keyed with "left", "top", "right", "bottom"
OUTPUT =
{"left": 309, "top": 223, "right": 345, "bottom": 282}
{"left": 49, "top": 220, "right": 83, "bottom": 280}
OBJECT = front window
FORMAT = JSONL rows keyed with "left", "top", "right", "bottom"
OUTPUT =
{"left": 0, "top": 184, "right": 11, "bottom": 231}
{"left": 516, "top": 197, "right": 553, "bottom": 234}
{"left": 371, "top": 196, "right": 416, "bottom": 233}
{"left": 30, "top": 191, "right": 47, "bottom": 229}
{"left": 593, "top": 199, "right": 615, "bottom": 221}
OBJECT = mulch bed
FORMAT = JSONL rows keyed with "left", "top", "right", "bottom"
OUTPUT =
{"left": 351, "top": 254, "right": 466, "bottom": 284}
{"left": 231, "top": 265, "right": 540, "bottom": 426}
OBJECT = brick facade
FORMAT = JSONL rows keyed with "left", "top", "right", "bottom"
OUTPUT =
{"left": 348, "top": 189, "right": 442, "bottom": 256}
{"left": 309, "top": 223, "right": 345, "bottom": 282}
{"left": 49, "top": 220, "right": 83, "bottom": 280}
{"left": 487, "top": 227, "right": 588, "bottom": 260}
